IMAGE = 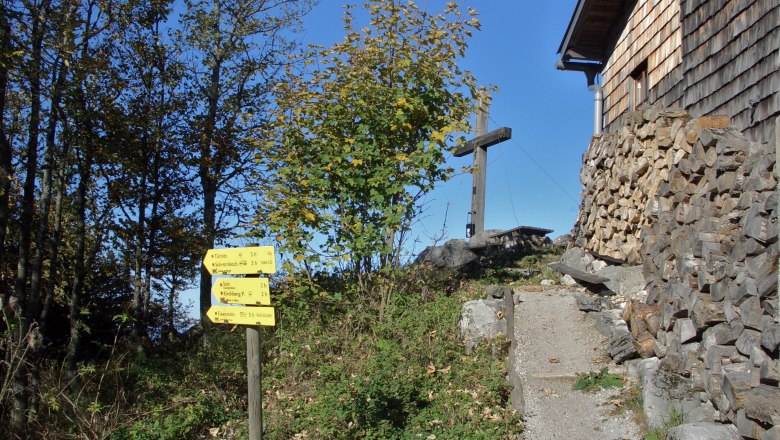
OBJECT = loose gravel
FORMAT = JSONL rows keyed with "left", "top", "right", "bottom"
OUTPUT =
{"left": 513, "top": 289, "right": 641, "bottom": 440}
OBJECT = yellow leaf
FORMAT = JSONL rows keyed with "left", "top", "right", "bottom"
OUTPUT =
{"left": 293, "top": 254, "right": 305, "bottom": 262}
{"left": 351, "top": 158, "right": 363, "bottom": 166}
{"left": 430, "top": 131, "right": 446, "bottom": 143}
{"left": 302, "top": 208, "right": 316, "bottom": 221}
{"left": 276, "top": 235, "right": 284, "bottom": 242}
{"left": 395, "top": 153, "right": 409, "bottom": 162}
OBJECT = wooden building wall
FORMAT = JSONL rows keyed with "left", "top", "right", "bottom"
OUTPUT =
{"left": 680, "top": 0, "right": 779, "bottom": 144}
{"left": 599, "top": 0, "right": 779, "bottom": 144}
{"left": 601, "top": 0, "right": 684, "bottom": 131}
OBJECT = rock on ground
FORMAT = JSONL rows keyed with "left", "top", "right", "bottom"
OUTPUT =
{"left": 666, "top": 422, "right": 740, "bottom": 440}
{"left": 560, "top": 247, "right": 594, "bottom": 272}
{"left": 457, "top": 299, "right": 506, "bottom": 355}
{"left": 415, "top": 239, "right": 476, "bottom": 269}
{"left": 595, "top": 265, "right": 647, "bottom": 298}
{"left": 640, "top": 364, "right": 716, "bottom": 429}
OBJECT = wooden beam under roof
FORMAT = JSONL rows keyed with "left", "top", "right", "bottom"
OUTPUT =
{"left": 558, "top": 0, "right": 632, "bottom": 64}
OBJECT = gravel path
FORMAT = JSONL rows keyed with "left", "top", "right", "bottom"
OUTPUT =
{"left": 513, "top": 289, "right": 641, "bottom": 440}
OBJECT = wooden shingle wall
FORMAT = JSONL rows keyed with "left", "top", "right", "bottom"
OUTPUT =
{"left": 601, "top": 0, "right": 684, "bottom": 131}
{"left": 680, "top": 0, "right": 779, "bottom": 143}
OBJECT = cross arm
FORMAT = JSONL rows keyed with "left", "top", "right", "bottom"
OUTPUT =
{"left": 453, "top": 127, "right": 512, "bottom": 157}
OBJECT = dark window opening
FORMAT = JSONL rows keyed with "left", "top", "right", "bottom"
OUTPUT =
{"left": 630, "top": 61, "right": 648, "bottom": 109}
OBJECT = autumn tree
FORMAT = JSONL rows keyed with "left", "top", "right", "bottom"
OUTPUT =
{"left": 1, "top": 0, "right": 123, "bottom": 429}
{"left": 257, "top": 0, "right": 479, "bottom": 311}
{"left": 107, "top": 0, "right": 195, "bottom": 351}
{"left": 180, "top": 0, "right": 313, "bottom": 330}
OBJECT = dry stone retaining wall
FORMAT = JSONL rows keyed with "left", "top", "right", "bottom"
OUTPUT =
{"left": 573, "top": 107, "right": 779, "bottom": 438}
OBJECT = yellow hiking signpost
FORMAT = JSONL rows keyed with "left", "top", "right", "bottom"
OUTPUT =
{"left": 212, "top": 278, "right": 271, "bottom": 305}
{"left": 206, "top": 305, "right": 276, "bottom": 326}
{"left": 202, "top": 245, "right": 277, "bottom": 440}
{"left": 203, "top": 246, "right": 276, "bottom": 275}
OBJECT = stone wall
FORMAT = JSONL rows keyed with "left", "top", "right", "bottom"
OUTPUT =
{"left": 574, "top": 107, "right": 779, "bottom": 437}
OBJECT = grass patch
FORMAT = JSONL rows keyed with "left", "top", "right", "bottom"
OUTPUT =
{"left": 474, "top": 246, "right": 563, "bottom": 286}
{"left": 105, "top": 268, "right": 523, "bottom": 440}
{"left": 645, "top": 407, "right": 684, "bottom": 440}
{"left": 609, "top": 384, "right": 649, "bottom": 433}
{"left": 264, "top": 288, "right": 523, "bottom": 439}
{"left": 573, "top": 367, "right": 624, "bottom": 392}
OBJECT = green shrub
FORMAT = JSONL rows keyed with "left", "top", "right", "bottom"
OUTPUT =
{"left": 112, "top": 395, "right": 239, "bottom": 440}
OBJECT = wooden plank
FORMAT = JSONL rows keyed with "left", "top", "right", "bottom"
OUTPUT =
{"left": 453, "top": 127, "right": 512, "bottom": 157}
{"left": 489, "top": 225, "right": 554, "bottom": 238}
{"left": 548, "top": 262, "right": 610, "bottom": 284}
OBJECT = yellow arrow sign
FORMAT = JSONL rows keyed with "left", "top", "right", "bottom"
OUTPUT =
{"left": 206, "top": 306, "right": 276, "bottom": 326}
{"left": 213, "top": 278, "right": 270, "bottom": 305}
{"left": 203, "top": 246, "right": 276, "bottom": 275}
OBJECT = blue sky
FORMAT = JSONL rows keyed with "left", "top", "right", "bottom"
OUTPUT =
{"left": 295, "top": 1, "right": 594, "bottom": 249}
{"left": 182, "top": 0, "right": 594, "bottom": 319}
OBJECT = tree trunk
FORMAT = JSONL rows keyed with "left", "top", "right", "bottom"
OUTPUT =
{"left": 14, "top": 0, "right": 45, "bottom": 320}
{"left": 200, "top": 183, "right": 217, "bottom": 333}
{"left": 199, "top": 60, "right": 221, "bottom": 334}
{"left": 143, "top": 147, "right": 162, "bottom": 332}
{"left": 28, "top": 58, "right": 66, "bottom": 326}
{"left": 167, "top": 275, "right": 179, "bottom": 331}
{"left": 11, "top": 5, "right": 46, "bottom": 431}
{"left": 0, "top": 3, "right": 13, "bottom": 282}
{"left": 66, "top": 148, "right": 92, "bottom": 386}
{"left": 40, "top": 163, "right": 67, "bottom": 337}
{"left": 131, "top": 157, "right": 148, "bottom": 352}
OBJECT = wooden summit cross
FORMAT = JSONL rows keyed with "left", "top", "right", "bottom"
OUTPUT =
{"left": 453, "top": 94, "right": 512, "bottom": 237}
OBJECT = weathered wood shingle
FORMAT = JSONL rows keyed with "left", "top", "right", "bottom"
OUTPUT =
{"left": 561, "top": 0, "right": 779, "bottom": 144}
{"left": 681, "top": 0, "right": 779, "bottom": 143}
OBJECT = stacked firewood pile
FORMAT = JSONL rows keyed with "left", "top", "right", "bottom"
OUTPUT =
{"left": 574, "top": 107, "right": 779, "bottom": 437}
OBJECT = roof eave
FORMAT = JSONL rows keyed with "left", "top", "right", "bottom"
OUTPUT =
{"left": 558, "top": 0, "right": 589, "bottom": 56}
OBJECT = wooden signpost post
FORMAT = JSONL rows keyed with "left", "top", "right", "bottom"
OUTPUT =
{"left": 203, "top": 245, "right": 276, "bottom": 440}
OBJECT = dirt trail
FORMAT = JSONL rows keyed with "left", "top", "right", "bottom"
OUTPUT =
{"left": 513, "top": 288, "right": 640, "bottom": 440}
